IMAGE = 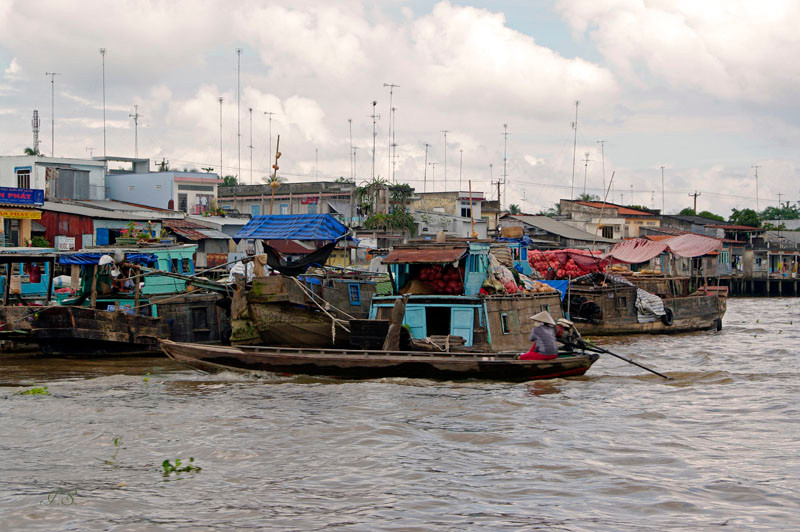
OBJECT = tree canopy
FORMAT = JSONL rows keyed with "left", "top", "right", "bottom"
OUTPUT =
{"left": 508, "top": 204, "right": 521, "bottom": 214}
{"left": 221, "top": 175, "right": 238, "bottom": 186}
{"left": 678, "top": 207, "right": 696, "bottom": 216}
{"left": 760, "top": 203, "right": 800, "bottom": 221}
{"left": 728, "top": 208, "right": 760, "bottom": 227}
{"left": 697, "top": 210, "right": 725, "bottom": 221}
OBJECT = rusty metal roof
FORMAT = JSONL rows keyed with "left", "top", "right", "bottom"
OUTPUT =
{"left": 165, "top": 220, "right": 230, "bottom": 241}
{"left": 382, "top": 247, "right": 467, "bottom": 264}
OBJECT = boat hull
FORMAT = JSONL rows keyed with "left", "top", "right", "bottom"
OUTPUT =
{"left": 161, "top": 340, "right": 599, "bottom": 382}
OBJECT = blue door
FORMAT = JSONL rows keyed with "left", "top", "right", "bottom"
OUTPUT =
{"left": 96, "top": 228, "right": 110, "bottom": 246}
{"left": 450, "top": 307, "right": 474, "bottom": 346}
{"left": 403, "top": 305, "right": 427, "bottom": 338}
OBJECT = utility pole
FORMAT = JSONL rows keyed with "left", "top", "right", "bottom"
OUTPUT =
{"left": 370, "top": 100, "right": 379, "bottom": 180}
{"left": 218, "top": 97, "right": 224, "bottom": 180}
{"left": 383, "top": 83, "right": 398, "bottom": 181}
{"left": 459, "top": 149, "right": 463, "bottom": 191}
{"left": 660, "top": 166, "right": 665, "bottom": 213}
{"left": 348, "top": 118, "right": 353, "bottom": 180}
{"left": 441, "top": 130, "right": 449, "bottom": 190}
{"left": 423, "top": 143, "right": 430, "bottom": 193}
{"left": 428, "top": 162, "right": 437, "bottom": 191}
{"left": 582, "top": 151, "right": 591, "bottom": 195}
{"left": 502, "top": 123, "right": 509, "bottom": 209}
{"left": 752, "top": 165, "right": 761, "bottom": 211}
{"left": 100, "top": 48, "right": 107, "bottom": 157}
{"left": 570, "top": 101, "right": 580, "bottom": 199}
{"left": 129, "top": 104, "right": 142, "bottom": 158}
{"left": 689, "top": 190, "right": 701, "bottom": 212}
{"left": 45, "top": 72, "right": 60, "bottom": 157}
{"left": 248, "top": 107, "right": 254, "bottom": 184}
{"left": 264, "top": 111, "right": 275, "bottom": 176}
{"left": 236, "top": 48, "right": 242, "bottom": 183}
{"left": 597, "top": 140, "right": 607, "bottom": 199}
{"left": 777, "top": 192, "right": 783, "bottom": 206}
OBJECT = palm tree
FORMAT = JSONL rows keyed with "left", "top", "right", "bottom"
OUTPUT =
{"left": 24, "top": 147, "right": 41, "bottom": 156}
{"left": 266, "top": 174, "right": 285, "bottom": 214}
{"left": 508, "top": 203, "right": 521, "bottom": 214}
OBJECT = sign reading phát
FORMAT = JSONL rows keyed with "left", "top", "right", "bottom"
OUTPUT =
{"left": 0, "top": 209, "right": 41, "bottom": 219}
{"left": 55, "top": 236, "right": 76, "bottom": 251}
{"left": 0, "top": 187, "right": 45, "bottom": 206}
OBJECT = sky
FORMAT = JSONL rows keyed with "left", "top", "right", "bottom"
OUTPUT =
{"left": 1, "top": 0, "right": 799, "bottom": 217}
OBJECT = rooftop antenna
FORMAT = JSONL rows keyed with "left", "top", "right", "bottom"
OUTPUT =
{"left": 752, "top": 164, "right": 761, "bottom": 211}
{"left": 660, "top": 165, "right": 665, "bottom": 213}
{"left": 370, "top": 100, "right": 380, "bottom": 180}
{"left": 264, "top": 111, "right": 275, "bottom": 176}
{"left": 441, "top": 129, "right": 449, "bottom": 190}
{"left": 86, "top": 147, "right": 94, "bottom": 158}
{"left": 570, "top": 100, "right": 580, "bottom": 199}
{"left": 129, "top": 104, "right": 143, "bottom": 158}
{"left": 383, "top": 83, "right": 398, "bottom": 181}
{"left": 597, "top": 140, "right": 607, "bottom": 199}
{"left": 218, "top": 97, "right": 224, "bottom": 180}
{"left": 428, "top": 162, "right": 437, "bottom": 191}
{"left": 100, "top": 48, "right": 107, "bottom": 157}
{"left": 32, "top": 110, "right": 40, "bottom": 155}
{"left": 391, "top": 106, "right": 397, "bottom": 183}
{"left": 236, "top": 48, "right": 242, "bottom": 184}
{"left": 353, "top": 146, "right": 360, "bottom": 181}
{"left": 423, "top": 143, "right": 430, "bottom": 193}
{"left": 45, "top": 72, "right": 60, "bottom": 157}
{"left": 502, "top": 123, "right": 509, "bottom": 209}
{"left": 248, "top": 107, "right": 254, "bottom": 184}
{"left": 582, "top": 151, "right": 591, "bottom": 196}
{"left": 348, "top": 118, "right": 353, "bottom": 180}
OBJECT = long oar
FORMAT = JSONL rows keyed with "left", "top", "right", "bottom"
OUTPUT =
{"left": 579, "top": 340, "right": 672, "bottom": 380}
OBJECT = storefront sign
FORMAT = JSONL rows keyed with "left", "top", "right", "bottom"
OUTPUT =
{"left": 0, "top": 187, "right": 44, "bottom": 206}
{"left": 55, "top": 236, "right": 75, "bottom": 251}
{"left": 0, "top": 209, "right": 41, "bottom": 219}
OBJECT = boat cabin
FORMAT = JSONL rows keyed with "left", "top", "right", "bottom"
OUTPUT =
{"left": 370, "top": 240, "right": 562, "bottom": 352}
{"left": 0, "top": 248, "right": 57, "bottom": 304}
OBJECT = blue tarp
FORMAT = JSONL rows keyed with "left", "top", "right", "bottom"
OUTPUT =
{"left": 233, "top": 214, "right": 350, "bottom": 243}
{"left": 58, "top": 253, "right": 158, "bottom": 265}
{"left": 541, "top": 280, "right": 569, "bottom": 300}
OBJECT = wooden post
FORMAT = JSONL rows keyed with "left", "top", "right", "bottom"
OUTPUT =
{"left": 133, "top": 267, "right": 141, "bottom": 316}
{"left": 2, "top": 263, "right": 10, "bottom": 306}
{"left": 46, "top": 257, "right": 55, "bottom": 304}
{"left": 89, "top": 265, "right": 98, "bottom": 309}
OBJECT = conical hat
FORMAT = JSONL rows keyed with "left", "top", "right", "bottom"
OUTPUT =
{"left": 529, "top": 311, "right": 555, "bottom": 326}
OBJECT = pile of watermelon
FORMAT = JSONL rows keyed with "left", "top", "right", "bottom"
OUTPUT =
{"left": 417, "top": 264, "right": 465, "bottom": 294}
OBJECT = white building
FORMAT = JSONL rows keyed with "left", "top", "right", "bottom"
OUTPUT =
{"left": 0, "top": 155, "right": 106, "bottom": 200}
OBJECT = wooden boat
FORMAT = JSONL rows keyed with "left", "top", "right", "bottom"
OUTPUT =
{"left": 566, "top": 277, "right": 726, "bottom": 336}
{"left": 29, "top": 245, "right": 231, "bottom": 356}
{"left": 160, "top": 339, "right": 599, "bottom": 382}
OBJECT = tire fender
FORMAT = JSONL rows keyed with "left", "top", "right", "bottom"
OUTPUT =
{"left": 661, "top": 307, "right": 674, "bottom": 326}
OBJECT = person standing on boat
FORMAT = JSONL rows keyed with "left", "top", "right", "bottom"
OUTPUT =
{"left": 519, "top": 311, "right": 558, "bottom": 361}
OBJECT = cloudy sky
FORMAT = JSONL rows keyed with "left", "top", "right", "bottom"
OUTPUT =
{"left": 1, "top": 0, "right": 798, "bottom": 216}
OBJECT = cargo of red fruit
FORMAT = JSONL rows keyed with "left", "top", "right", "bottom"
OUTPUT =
{"left": 528, "top": 249, "right": 606, "bottom": 279}
{"left": 416, "top": 264, "right": 465, "bottom": 294}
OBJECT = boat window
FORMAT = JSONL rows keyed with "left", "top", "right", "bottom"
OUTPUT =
{"left": 500, "top": 312, "right": 510, "bottom": 334}
{"left": 171, "top": 259, "right": 179, "bottom": 273}
{"left": 539, "top": 304, "right": 550, "bottom": 313}
{"left": 348, "top": 283, "right": 361, "bottom": 305}
{"left": 181, "top": 258, "right": 192, "bottom": 273}
{"left": 191, "top": 307, "right": 209, "bottom": 330}
{"left": 426, "top": 306, "right": 451, "bottom": 336}
{"left": 615, "top": 296, "right": 627, "bottom": 310}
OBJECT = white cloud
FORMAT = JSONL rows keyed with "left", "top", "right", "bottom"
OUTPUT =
{"left": 3, "top": 57, "right": 23, "bottom": 81}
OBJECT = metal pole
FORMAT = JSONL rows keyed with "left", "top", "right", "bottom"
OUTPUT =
{"left": 752, "top": 165, "right": 761, "bottom": 211}
{"left": 441, "top": 130, "right": 449, "bottom": 190}
{"left": 236, "top": 48, "right": 242, "bottom": 182}
{"left": 570, "top": 101, "right": 580, "bottom": 199}
{"left": 597, "top": 140, "right": 606, "bottom": 199}
{"left": 661, "top": 166, "right": 665, "bottom": 213}
{"left": 264, "top": 111, "right": 274, "bottom": 176}
{"left": 423, "top": 143, "right": 429, "bottom": 193}
{"left": 383, "top": 83, "right": 398, "bottom": 181}
{"left": 45, "top": 72, "right": 60, "bottom": 157}
{"left": 248, "top": 107, "right": 253, "bottom": 184}
{"left": 371, "top": 100, "right": 378, "bottom": 180}
{"left": 459, "top": 149, "right": 463, "bottom": 191}
{"left": 218, "top": 97, "right": 223, "bottom": 179}
{"left": 100, "top": 48, "right": 106, "bottom": 157}
{"left": 502, "top": 123, "right": 508, "bottom": 208}
{"left": 348, "top": 118, "right": 353, "bottom": 180}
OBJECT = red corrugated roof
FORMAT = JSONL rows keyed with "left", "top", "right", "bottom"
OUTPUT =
{"left": 164, "top": 219, "right": 208, "bottom": 241}
{"left": 576, "top": 201, "right": 654, "bottom": 216}
{"left": 382, "top": 247, "right": 467, "bottom": 264}
{"left": 707, "top": 224, "right": 766, "bottom": 231}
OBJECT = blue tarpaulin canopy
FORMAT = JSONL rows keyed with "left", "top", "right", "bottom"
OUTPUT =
{"left": 233, "top": 214, "right": 351, "bottom": 243}
{"left": 540, "top": 280, "right": 569, "bottom": 300}
{"left": 59, "top": 253, "right": 158, "bottom": 265}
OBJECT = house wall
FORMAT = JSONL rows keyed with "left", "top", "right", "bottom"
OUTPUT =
{"left": 0, "top": 156, "right": 105, "bottom": 200}
{"left": 39, "top": 212, "right": 95, "bottom": 249}
{"left": 106, "top": 172, "right": 172, "bottom": 208}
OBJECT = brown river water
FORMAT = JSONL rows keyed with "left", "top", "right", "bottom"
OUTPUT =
{"left": 1, "top": 297, "right": 798, "bottom": 531}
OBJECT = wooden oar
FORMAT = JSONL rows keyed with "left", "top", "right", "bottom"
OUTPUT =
{"left": 579, "top": 340, "right": 672, "bottom": 380}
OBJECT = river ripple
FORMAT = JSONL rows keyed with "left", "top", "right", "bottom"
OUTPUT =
{"left": 1, "top": 297, "right": 798, "bottom": 531}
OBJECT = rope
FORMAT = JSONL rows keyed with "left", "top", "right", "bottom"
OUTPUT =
{"left": 290, "top": 277, "right": 351, "bottom": 334}
{"left": 291, "top": 277, "right": 356, "bottom": 320}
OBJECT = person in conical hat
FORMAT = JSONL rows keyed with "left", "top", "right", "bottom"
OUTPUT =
{"left": 519, "top": 310, "right": 558, "bottom": 360}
